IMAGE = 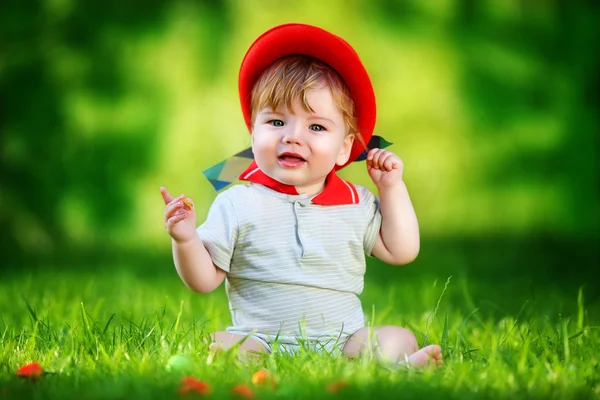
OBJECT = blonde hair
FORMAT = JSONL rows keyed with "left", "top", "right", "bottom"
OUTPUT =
{"left": 250, "top": 55, "right": 364, "bottom": 148}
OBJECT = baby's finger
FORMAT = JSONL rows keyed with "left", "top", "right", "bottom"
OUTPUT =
{"left": 382, "top": 154, "right": 398, "bottom": 171}
{"left": 167, "top": 194, "right": 186, "bottom": 207}
{"left": 164, "top": 190, "right": 186, "bottom": 209}
{"left": 366, "top": 149, "right": 381, "bottom": 167}
{"left": 371, "top": 149, "right": 387, "bottom": 168}
{"left": 366, "top": 148, "right": 380, "bottom": 161}
{"left": 160, "top": 186, "right": 175, "bottom": 205}
{"left": 164, "top": 198, "right": 185, "bottom": 220}
{"left": 167, "top": 212, "right": 188, "bottom": 226}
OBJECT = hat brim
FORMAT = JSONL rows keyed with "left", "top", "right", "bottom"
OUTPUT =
{"left": 239, "top": 23, "right": 376, "bottom": 169}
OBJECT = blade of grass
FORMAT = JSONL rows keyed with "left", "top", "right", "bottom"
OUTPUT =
{"left": 577, "top": 287, "right": 584, "bottom": 333}
{"left": 562, "top": 318, "right": 570, "bottom": 363}
{"left": 423, "top": 275, "right": 452, "bottom": 347}
{"left": 21, "top": 295, "right": 38, "bottom": 325}
{"left": 441, "top": 310, "right": 449, "bottom": 356}
{"left": 102, "top": 313, "right": 116, "bottom": 337}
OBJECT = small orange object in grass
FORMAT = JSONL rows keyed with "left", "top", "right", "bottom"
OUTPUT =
{"left": 251, "top": 370, "right": 277, "bottom": 389}
{"left": 326, "top": 380, "right": 349, "bottom": 393}
{"left": 16, "top": 362, "right": 43, "bottom": 379}
{"left": 231, "top": 384, "right": 255, "bottom": 399}
{"left": 179, "top": 377, "right": 212, "bottom": 396}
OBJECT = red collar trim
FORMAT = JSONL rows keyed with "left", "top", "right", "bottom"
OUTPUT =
{"left": 239, "top": 161, "right": 359, "bottom": 205}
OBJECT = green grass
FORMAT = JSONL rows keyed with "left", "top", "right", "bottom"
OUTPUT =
{"left": 0, "top": 266, "right": 598, "bottom": 399}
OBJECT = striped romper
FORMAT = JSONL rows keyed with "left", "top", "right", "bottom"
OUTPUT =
{"left": 196, "top": 182, "right": 382, "bottom": 354}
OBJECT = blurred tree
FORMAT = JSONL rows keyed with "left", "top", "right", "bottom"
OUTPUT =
{"left": 0, "top": 0, "right": 597, "bottom": 274}
{"left": 452, "top": 0, "right": 600, "bottom": 237}
{"left": 0, "top": 0, "right": 232, "bottom": 266}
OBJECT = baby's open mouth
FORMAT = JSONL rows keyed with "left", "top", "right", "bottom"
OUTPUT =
{"left": 278, "top": 155, "right": 306, "bottom": 162}
{"left": 277, "top": 153, "right": 306, "bottom": 167}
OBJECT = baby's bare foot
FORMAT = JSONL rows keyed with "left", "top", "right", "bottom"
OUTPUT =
{"left": 209, "top": 342, "right": 224, "bottom": 353}
{"left": 205, "top": 342, "right": 224, "bottom": 365}
{"left": 402, "top": 345, "right": 443, "bottom": 367}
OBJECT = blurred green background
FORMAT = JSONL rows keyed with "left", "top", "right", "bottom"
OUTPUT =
{"left": 1, "top": 1, "right": 598, "bottom": 314}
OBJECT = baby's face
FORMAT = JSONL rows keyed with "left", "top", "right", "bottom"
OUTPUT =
{"left": 251, "top": 85, "right": 354, "bottom": 196}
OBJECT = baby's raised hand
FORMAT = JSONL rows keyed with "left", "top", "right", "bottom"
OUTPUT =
{"left": 366, "top": 148, "right": 404, "bottom": 188}
{"left": 160, "top": 186, "right": 197, "bottom": 244}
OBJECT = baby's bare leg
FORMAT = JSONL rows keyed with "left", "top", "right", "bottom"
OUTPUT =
{"left": 343, "top": 326, "right": 418, "bottom": 361}
{"left": 209, "top": 332, "right": 267, "bottom": 356}
{"left": 343, "top": 326, "right": 442, "bottom": 367}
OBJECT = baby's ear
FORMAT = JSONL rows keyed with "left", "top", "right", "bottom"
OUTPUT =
{"left": 336, "top": 134, "right": 355, "bottom": 166}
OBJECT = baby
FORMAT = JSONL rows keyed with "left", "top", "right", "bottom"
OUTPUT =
{"left": 161, "top": 23, "right": 442, "bottom": 367}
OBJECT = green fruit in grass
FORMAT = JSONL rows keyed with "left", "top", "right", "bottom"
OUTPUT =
{"left": 166, "top": 355, "right": 193, "bottom": 373}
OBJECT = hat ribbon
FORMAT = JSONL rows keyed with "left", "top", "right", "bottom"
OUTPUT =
{"left": 202, "top": 135, "right": 392, "bottom": 191}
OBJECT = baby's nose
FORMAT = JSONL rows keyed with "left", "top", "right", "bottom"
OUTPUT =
{"left": 282, "top": 125, "right": 302, "bottom": 144}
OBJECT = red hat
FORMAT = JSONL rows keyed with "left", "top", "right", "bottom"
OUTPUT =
{"left": 238, "top": 23, "right": 376, "bottom": 169}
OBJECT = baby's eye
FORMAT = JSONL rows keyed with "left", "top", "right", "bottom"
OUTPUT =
{"left": 310, "top": 124, "right": 326, "bottom": 132}
{"left": 268, "top": 119, "right": 284, "bottom": 127}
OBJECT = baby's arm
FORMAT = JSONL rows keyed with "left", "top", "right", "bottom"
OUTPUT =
{"left": 366, "top": 149, "right": 420, "bottom": 265}
{"left": 172, "top": 235, "right": 227, "bottom": 293}
{"left": 161, "top": 187, "right": 226, "bottom": 293}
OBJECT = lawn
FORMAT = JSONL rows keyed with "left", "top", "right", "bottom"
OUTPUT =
{"left": 0, "top": 245, "right": 598, "bottom": 399}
